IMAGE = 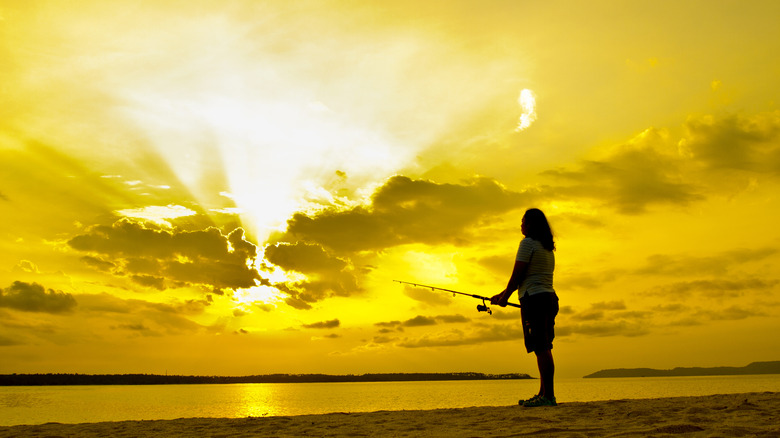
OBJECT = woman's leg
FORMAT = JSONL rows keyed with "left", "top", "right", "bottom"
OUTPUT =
{"left": 535, "top": 349, "right": 555, "bottom": 399}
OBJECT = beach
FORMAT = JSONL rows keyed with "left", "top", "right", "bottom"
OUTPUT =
{"left": 0, "top": 392, "right": 776, "bottom": 437}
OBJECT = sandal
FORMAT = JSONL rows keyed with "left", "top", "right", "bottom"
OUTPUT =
{"left": 523, "top": 395, "right": 557, "bottom": 407}
{"left": 519, "top": 394, "right": 541, "bottom": 405}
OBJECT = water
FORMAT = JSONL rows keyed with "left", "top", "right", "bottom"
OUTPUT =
{"left": 1, "top": 375, "right": 778, "bottom": 426}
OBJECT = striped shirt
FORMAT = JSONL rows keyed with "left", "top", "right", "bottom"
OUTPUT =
{"left": 515, "top": 237, "right": 555, "bottom": 296}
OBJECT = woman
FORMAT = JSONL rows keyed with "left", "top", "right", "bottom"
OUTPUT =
{"left": 491, "top": 208, "right": 559, "bottom": 407}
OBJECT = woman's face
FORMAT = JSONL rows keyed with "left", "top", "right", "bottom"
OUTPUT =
{"left": 521, "top": 217, "right": 527, "bottom": 236}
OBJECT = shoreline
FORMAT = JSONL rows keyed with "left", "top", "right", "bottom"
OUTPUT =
{"left": 1, "top": 392, "right": 777, "bottom": 437}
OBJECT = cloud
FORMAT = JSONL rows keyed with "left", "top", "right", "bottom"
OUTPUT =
{"left": 556, "top": 320, "right": 650, "bottom": 338}
{"left": 80, "top": 256, "right": 115, "bottom": 272}
{"left": 302, "top": 319, "right": 340, "bottom": 329}
{"left": 635, "top": 247, "right": 778, "bottom": 277}
{"left": 403, "top": 315, "right": 437, "bottom": 327}
{"left": 265, "top": 241, "right": 348, "bottom": 273}
{"left": 375, "top": 314, "right": 471, "bottom": 332}
{"left": 401, "top": 284, "right": 455, "bottom": 306}
{"left": 694, "top": 305, "right": 768, "bottom": 321}
{"left": 0, "top": 334, "right": 22, "bottom": 346}
{"left": 542, "top": 128, "right": 704, "bottom": 214}
{"left": 557, "top": 300, "right": 651, "bottom": 336}
{"left": 435, "top": 314, "right": 470, "bottom": 324}
{"left": 590, "top": 301, "right": 627, "bottom": 311}
{"left": 397, "top": 324, "right": 525, "bottom": 348}
{"left": 111, "top": 323, "right": 158, "bottom": 337}
{"left": 280, "top": 175, "right": 532, "bottom": 252}
{"left": 114, "top": 204, "right": 197, "bottom": 227}
{"left": 77, "top": 293, "right": 207, "bottom": 334}
{"left": 537, "top": 112, "right": 780, "bottom": 215}
{"left": 680, "top": 111, "right": 780, "bottom": 173}
{"left": 130, "top": 275, "right": 166, "bottom": 290}
{"left": 655, "top": 278, "right": 778, "bottom": 298}
{"left": 14, "top": 260, "right": 40, "bottom": 274}
{"left": 265, "top": 241, "right": 361, "bottom": 307}
{"left": 0, "top": 281, "right": 77, "bottom": 314}
{"left": 68, "top": 219, "right": 263, "bottom": 292}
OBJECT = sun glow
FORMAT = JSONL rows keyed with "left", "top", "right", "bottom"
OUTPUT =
{"left": 515, "top": 88, "right": 537, "bottom": 132}
{"left": 234, "top": 285, "right": 284, "bottom": 307}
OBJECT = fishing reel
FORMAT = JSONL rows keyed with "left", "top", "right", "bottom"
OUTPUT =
{"left": 476, "top": 299, "right": 492, "bottom": 315}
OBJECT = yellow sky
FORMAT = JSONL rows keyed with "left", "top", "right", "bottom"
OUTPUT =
{"left": 1, "top": 0, "right": 779, "bottom": 379}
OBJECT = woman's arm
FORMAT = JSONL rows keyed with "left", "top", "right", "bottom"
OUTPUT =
{"left": 491, "top": 260, "right": 528, "bottom": 306}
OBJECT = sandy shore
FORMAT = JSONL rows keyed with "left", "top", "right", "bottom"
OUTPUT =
{"left": 1, "top": 392, "right": 777, "bottom": 437}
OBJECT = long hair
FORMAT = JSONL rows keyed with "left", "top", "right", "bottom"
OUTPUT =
{"left": 523, "top": 208, "right": 555, "bottom": 251}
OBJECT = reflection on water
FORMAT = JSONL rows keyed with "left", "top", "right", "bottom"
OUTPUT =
{"left": 231, "top": 383, "right": 278, "bottom": 417}
{"left": 1, "top": 375, "right": 778, "bottom": 426}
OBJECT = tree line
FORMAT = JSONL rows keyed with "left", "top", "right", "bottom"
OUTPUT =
{"left": 0, "top": 372, "right": 532, "bottom": 386}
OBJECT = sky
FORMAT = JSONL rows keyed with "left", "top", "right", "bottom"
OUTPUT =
{"left": 1, "top": 0, "right": 779, "bottom": 379}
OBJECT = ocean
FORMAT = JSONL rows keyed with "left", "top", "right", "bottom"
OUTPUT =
{"left": 1, "top": 375, "right": 779, "bottom": 426}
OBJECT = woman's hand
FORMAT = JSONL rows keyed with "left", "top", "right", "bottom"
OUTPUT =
{"left": 491, "top": 289, "right": 509, "bottom": 307}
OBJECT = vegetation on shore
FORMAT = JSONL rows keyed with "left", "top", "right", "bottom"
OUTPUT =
{"left": 584, "top": 361, "right": 780, "bottom": 378}
{"left": 0, "top": 372, "right": 532, "bottom": 386}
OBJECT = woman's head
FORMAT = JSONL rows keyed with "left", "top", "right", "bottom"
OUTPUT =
{"left": 522, "top": 208, "right": 555, "bottom": 251}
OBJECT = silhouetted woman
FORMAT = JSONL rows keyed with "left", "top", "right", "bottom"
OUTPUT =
{"left": 491, "top": 208, "right": 559, "bottom": 407}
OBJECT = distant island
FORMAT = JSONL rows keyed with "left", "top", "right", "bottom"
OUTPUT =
{"left": 584, "top": 361, "right": 780, "bottom": 378}
{"left": 0, "top": 372, "right": 532, "bottom": 386}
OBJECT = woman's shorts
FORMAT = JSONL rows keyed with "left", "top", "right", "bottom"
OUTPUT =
{"left": 520, "top": 292, "right": 559, "bottom": 353}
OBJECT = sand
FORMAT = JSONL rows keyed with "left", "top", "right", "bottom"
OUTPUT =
{"left": 0, "top": 392, "right": 777, "bottom": 437}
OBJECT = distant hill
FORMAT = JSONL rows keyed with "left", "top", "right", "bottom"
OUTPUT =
{"left": 584, "top": 361, "right": 780, "bottom": 378}
{"left": 0, "top": 372, "right": 532, "bottom": 386}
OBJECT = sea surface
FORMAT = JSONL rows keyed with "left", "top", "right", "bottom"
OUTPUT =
{"left": 1, "top": 375, "right": 778, "bottom": 426}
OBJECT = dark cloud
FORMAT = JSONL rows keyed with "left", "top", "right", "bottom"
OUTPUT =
{"left": 590, "top": 301, "right": 627, "bottom": 311}
{"left": 401, "top": 284, "right": 456, "bottom": 306}
{"left": 265, "top": 241, "right": 347, "bottom": 273}
{"left": 435, "top": 314, "right": 470, "bottom": 324}
{"left": 376, "top": 327, "right": 399, "bottom": 334}
{"left": 111, "top": 323, "right": 158, "bottom": 337}
{"left": 568, "top": 301, "right": 628, "bottom": 322}
{"left": 130, "top": 275, "right": 166, "bottom": 290}
{"left": 280, "top": 175, "right": 532, "bottom": 252}
{"left": 558, "top": 301, "right": 650, "bottom": 336}
{"left": 556, "top": 320, "right": 650, "bottom": 338}
{"left": 542, "top": 128, "right": 703, "bottom": 214}
{"left": 656, "top": 278, "right": 778, "bottom": 298}
{"left": 373, "top": 335, "right": 397, "bottom": 344}
{"left": 266, "top": 175, "right": 532, "bottom": 308}
{"left": 403, "top": 315, "right": 437, "bottom": 327}
{"left": 694, "top": 305, "right": 768, "bottom": 321}
{"left": 0, "top": 334, "right": 21, "bottom": 346}
{"left": 397, "top": 324, "right": 524, "bottom": 348}
{"left": 283, "top": 296, "right": 313, "bottom": 310}
{"left": 635, "top": 247, "right": 778, "bottom": 277}
{"left": 302, "top": 319, "right": 340, "bottom": 329}
{"left": 537, "top": 112, "right": 780, "bottom": 215}
{"left": 378, "top": 305, "right": 653, "bottom": 348}
{"left": 264, "top": 242, "right": 360, "bottom": 307}
{"left": 77, "top": 293, "right": 207, "bottom": 334}
{"left": 375, "top": 314, "right": 470, "bottom": 331}
{"left": 0, "top": 281, "right": 77, "bottom": 314}
{"left": 682, "top": 111, "right": 780, "bottom": 173}
{"left": 80, "top": 256, "right": 115, "bottom": 272}
{"left": 69, "top": 219, "right": 263, "bottom": 292}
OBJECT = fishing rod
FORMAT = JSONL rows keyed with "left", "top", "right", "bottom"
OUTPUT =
{"left": 394, "top": 280, "right": 521, "bottom": 315}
